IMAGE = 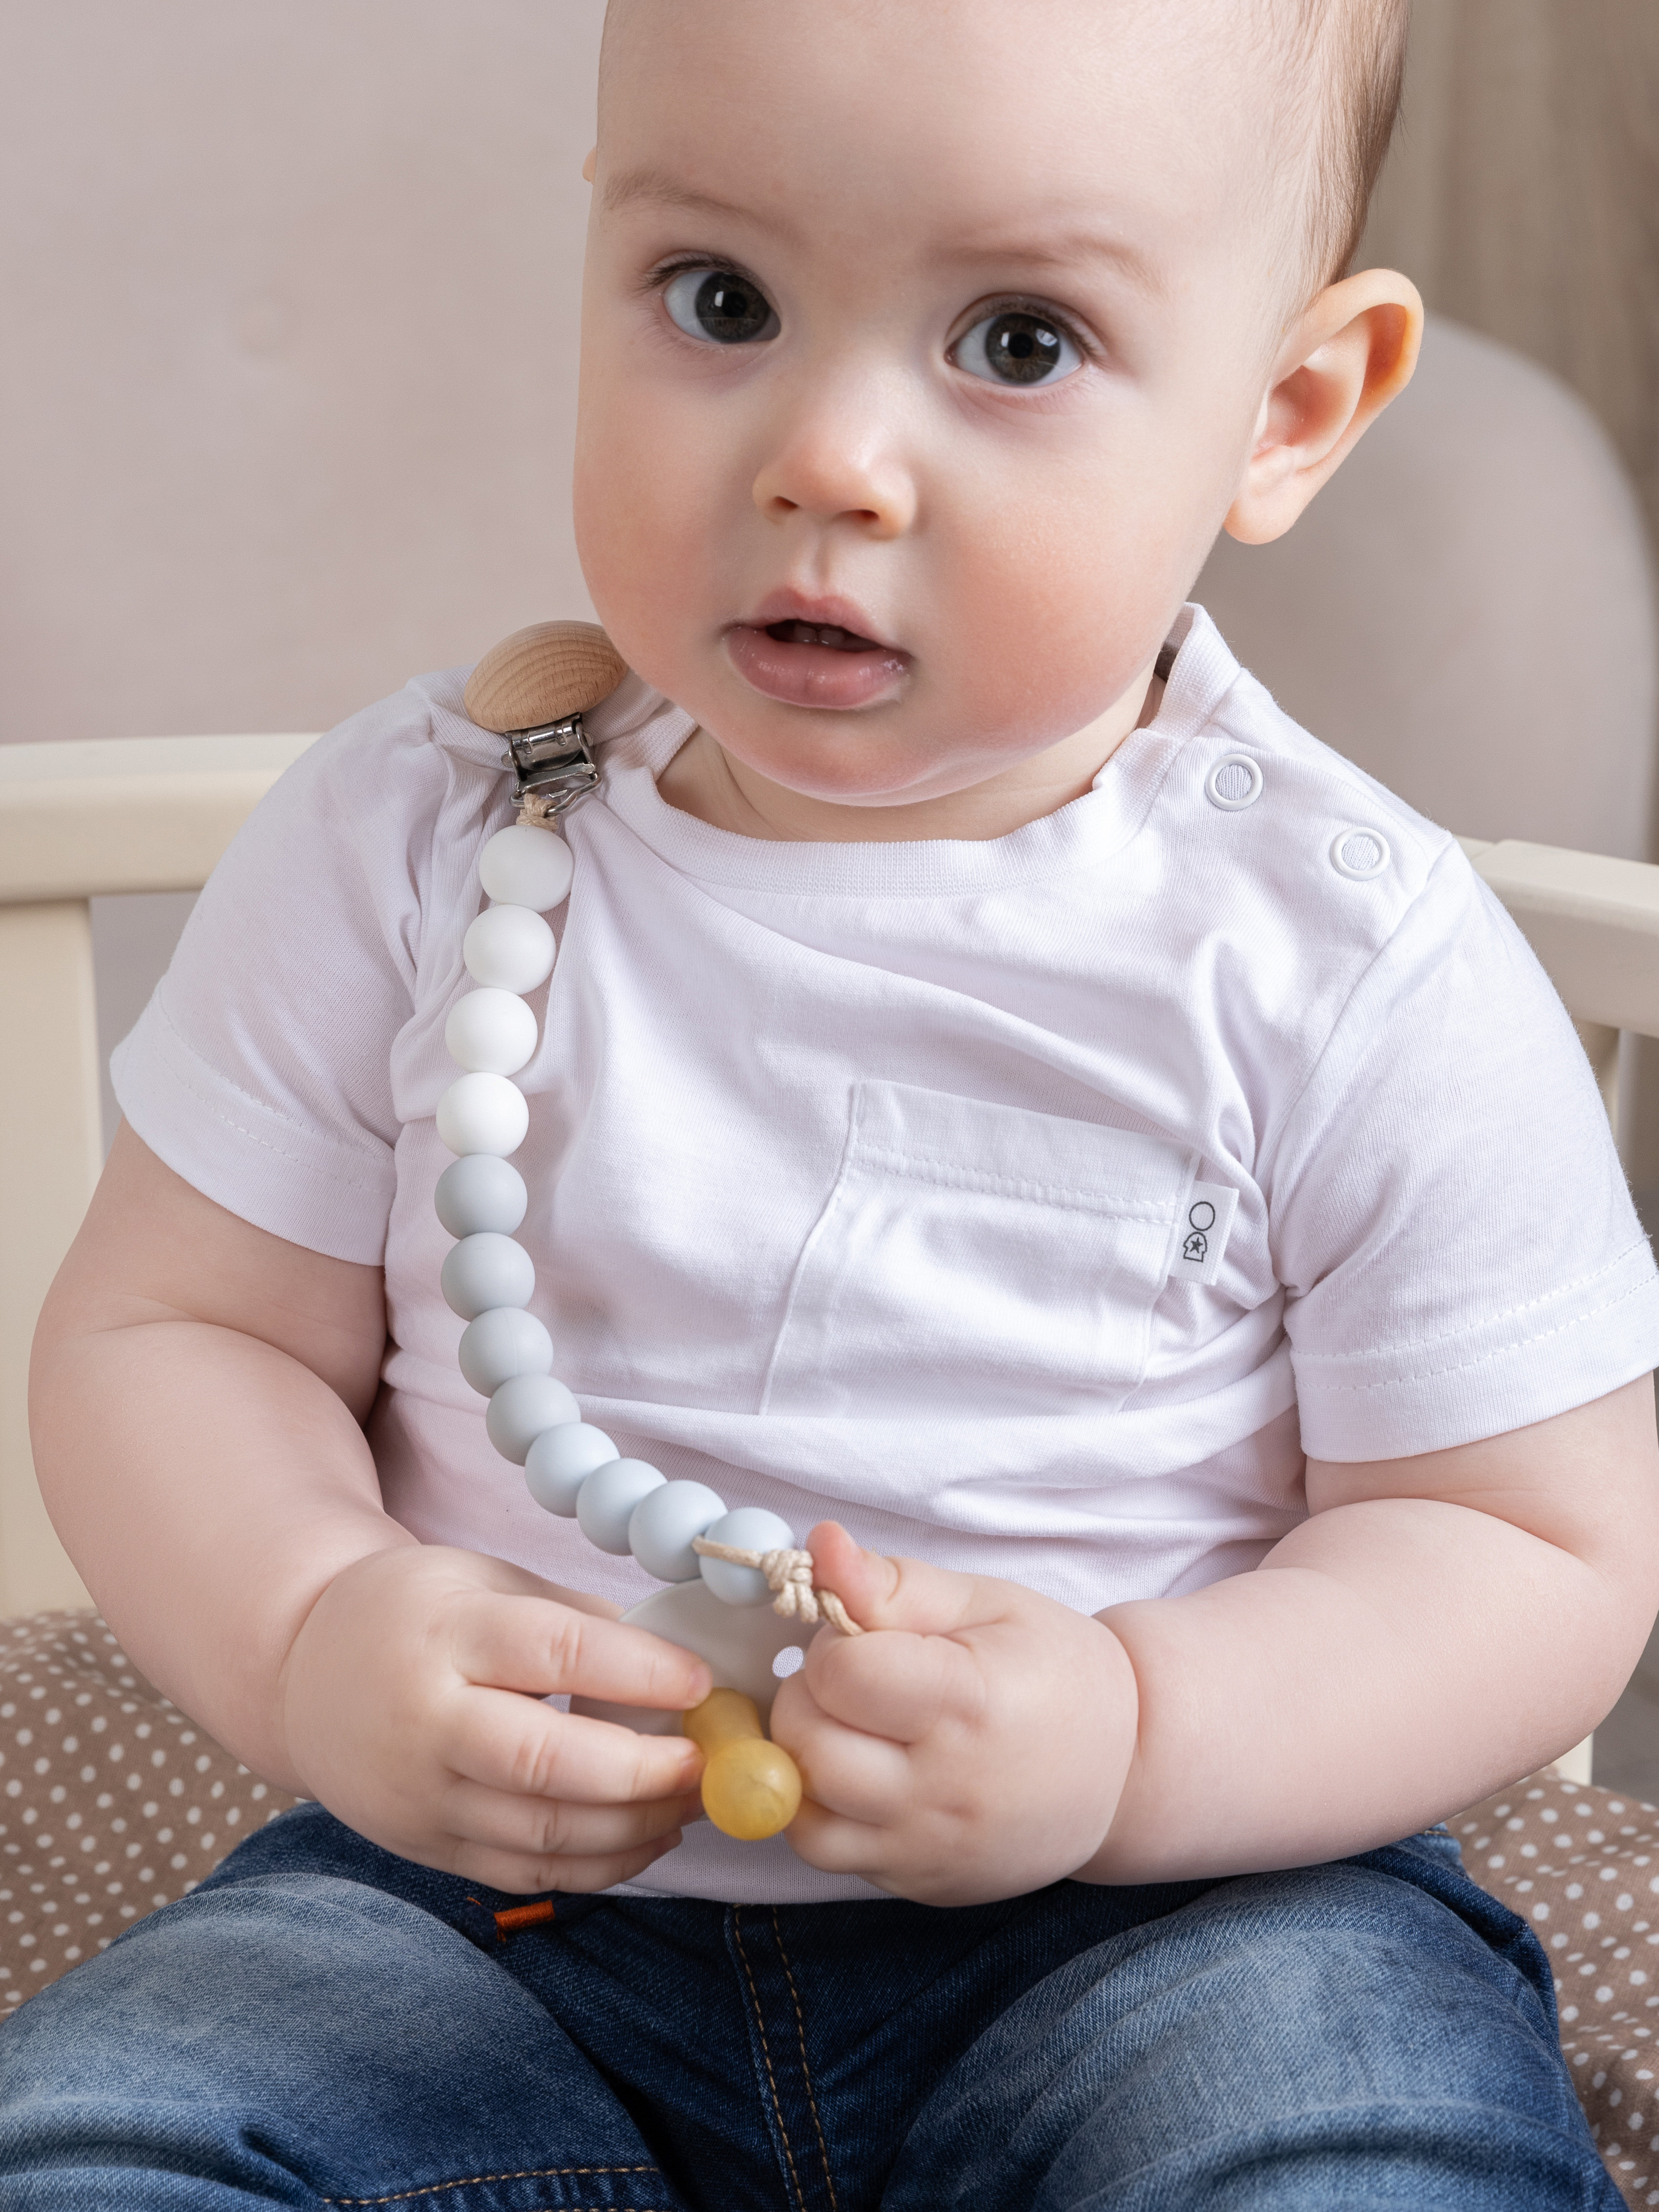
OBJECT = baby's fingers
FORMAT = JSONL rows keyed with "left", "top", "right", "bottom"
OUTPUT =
{"left": 440, "top": 1775, "right": 701, "bottom": 1865}
{"left": 451, "top": 1591, "right": 711, "bottom": 1713}
{"left": 443, "top": 1690, "right": 703, "bottom": 1808}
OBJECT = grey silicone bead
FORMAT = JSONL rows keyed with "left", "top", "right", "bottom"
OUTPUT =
{"left": 698, "top": 1507, "right": 796, "bottom": 1606}
{"left": 440, "top": 1232, "right": 535, "bottom": 1322}
{"left": 435, "top": 1154, "right": 528, "bottom": 1239}
{"left": 457, "top": 1307, "right": 554, "bottom": 1397}
{"left": 576, "top": 1459, "right": 666, "bottom": 1555}
{"left": 485, "top": 1373, "right": 580, "bottom": 1464}
{"left": 524, "top": 1422, "right": 619, "bottom": 1516}
{"left": 627, "top": 1480, "right": 728, "bottom": 1584}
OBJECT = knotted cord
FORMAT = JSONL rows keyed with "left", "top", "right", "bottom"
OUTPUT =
{"left": 690, "top": 1539, "right": 863, "bottom": 1637}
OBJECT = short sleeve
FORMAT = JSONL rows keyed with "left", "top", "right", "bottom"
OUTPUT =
{"left": 111, "top": 689, "right": 447, "bottom": 1265}
{"left": 1267, "top": 846, "right": 1659, "bottom": 1460}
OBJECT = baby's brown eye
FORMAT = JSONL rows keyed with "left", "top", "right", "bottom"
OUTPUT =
{"left": 663, "top": 267, "right": 779, "bottom": 345}
{"left": 956, "top": 308, "right": 1082, "bottom": 386}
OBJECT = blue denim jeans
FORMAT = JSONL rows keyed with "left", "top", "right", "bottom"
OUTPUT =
{"left": 0, "top": 1802, "right": 1619, "bottom": 2210}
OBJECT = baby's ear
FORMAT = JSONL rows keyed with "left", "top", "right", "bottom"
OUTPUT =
{"left": 1224, "top": 270, "right": 1423, "bottom": 547}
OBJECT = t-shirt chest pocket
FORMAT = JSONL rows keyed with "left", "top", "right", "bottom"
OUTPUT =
{"left": 760, "top": 1081, "right": 1196, "bottom": 1418}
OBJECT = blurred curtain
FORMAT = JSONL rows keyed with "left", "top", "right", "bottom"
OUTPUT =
{"left": 1362, "top": 0, "right": 1659, "bottom": 565}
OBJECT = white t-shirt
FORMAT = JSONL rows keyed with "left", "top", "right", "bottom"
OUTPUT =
{"left": 113, "top": 604, "right": 1659, "bottom": 1903}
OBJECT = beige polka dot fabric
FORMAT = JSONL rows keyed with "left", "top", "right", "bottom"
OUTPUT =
{"left": 1456, "top": 1768, "right": 1659, "bottom": 2209}
{"left": 0, "top": 1613, "right": 1654, "bottom": 2204}
{"left": 0, "top": 1610, "right": 293, "bottom": 2017}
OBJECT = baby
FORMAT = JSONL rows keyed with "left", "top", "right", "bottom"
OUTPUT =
{"left": 7, "top": 0, "right": 1659, "bottom": 2205}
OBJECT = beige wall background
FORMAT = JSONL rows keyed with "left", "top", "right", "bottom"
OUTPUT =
{"left": 0, "top": 0, "right": 607, "bottom": 745}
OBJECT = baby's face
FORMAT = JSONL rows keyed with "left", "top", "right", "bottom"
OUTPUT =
{"left": 575, "top": 0, "right": 1301, "bottom": 816}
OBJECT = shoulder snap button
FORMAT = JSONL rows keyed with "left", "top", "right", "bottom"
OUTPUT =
{"left": 1329, "top": 827, "right": 1392, "bottom": 881}
{"left": 1205, "top": 754, "right": 1263, "bottom": 811}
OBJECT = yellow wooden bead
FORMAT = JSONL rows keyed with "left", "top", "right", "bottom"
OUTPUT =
{"left": 681, "top": 1688, "right": 804, "bottom": 1841}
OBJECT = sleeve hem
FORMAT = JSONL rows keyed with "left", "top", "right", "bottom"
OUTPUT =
{"left": 111, "top": 993, "right": 395, "bottom": 1267}
{"left": 1293, "top": 1241, "right": 1659, "bottom": 1461}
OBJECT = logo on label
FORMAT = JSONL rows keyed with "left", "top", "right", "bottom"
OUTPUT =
{"left": 1169, "top": 1183, "right": 1237, "bottom": 1287}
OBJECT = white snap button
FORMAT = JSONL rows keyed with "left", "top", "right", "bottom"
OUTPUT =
{"left": 1329, "top": 827, "right": 1391, "bottom": 881}
{"left": 1205, "top": 754, "right": 1263, "bottom": 811}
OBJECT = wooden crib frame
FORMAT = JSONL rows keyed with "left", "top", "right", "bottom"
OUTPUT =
{"left": 2, "top": 736, "right": 1656, "bottom": 1784}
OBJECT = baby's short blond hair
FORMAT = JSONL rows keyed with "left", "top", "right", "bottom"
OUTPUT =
{"left": 1275, "top": 0, "right": 1411, "bottom": 294}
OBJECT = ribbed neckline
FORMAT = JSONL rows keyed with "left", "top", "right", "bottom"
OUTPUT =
{"left": 585, "top": 604, "right": 1241, "bottom": 900}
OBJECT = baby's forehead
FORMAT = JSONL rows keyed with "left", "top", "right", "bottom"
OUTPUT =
{"left": 597, "top": 0, "right": 1309, "bottom": 206}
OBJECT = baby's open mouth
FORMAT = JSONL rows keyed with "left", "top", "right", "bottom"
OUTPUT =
{"left": 727, "top": 616, "right": 910, "bottom": 711}
{"left": 764, "top": 620, "right": 881, "bottom": 653}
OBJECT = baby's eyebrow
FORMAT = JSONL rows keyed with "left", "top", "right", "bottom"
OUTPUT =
{"left": 600, "top": 163, "right": 1163, "bottom": 298}
{"left": 600, "top": 165, "right": 758, "bottom": 227}
{"left": 937, "top": 226, "right": 1165, "bottom": 299}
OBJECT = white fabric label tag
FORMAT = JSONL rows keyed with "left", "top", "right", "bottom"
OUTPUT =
{"left": 1168, "top": 1180, "right": 1238, "bottom": 1287}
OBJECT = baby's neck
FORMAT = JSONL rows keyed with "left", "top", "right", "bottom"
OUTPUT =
{"left": 657, "top": 669, "right": 1163, "bottom": 845}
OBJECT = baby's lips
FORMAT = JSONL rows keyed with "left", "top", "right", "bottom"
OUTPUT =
{"left": 725, "top": 623, "right": 910, "bottom": 711}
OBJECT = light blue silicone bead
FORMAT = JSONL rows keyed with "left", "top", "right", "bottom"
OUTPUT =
{"left": 485, "top": 1373, "right": 580, "bottom": 1464}
{"left": 524, "top": 1423, "right": 619, "bottom": 1517}
{"left": 627, "top": 1480, "right": 727, "bottom": 1584}
{"left": 576, "top": 1459, "right": 666, "bottom": 1555}
{"left": 440, "top": 1233, "right": 534, "bottom": 1322}
{"left": 698, "top": 1507, "right": 796, "bottom": 1607}
{"left": 457, "top": 1307, "right": 553, "bottom": 1397}
{"left": 434, "top": 1154, "right": 528, "bottom": 1239}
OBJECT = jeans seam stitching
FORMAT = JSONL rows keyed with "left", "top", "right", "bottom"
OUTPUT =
{"left": 733, "top": 1904, "right": 809, "bottom": 2212}
{"left": 319, "top": 2167, "right": 658, "bottom": 2205}
{"left": 770, "top": 1906, "right": 840, "bottom": 2212}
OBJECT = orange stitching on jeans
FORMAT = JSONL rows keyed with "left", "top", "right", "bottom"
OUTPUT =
{"left": 733, "top": 1905, "right": 808, "bottom": 2212}
{"left": 770, "top": 1907, "right": 839, "bottom": 2212}
{"left": 321, "top": 2166, "right": 657, "bottom": 2204}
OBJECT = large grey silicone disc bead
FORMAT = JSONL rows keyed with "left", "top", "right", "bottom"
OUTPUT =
{"left": 576, "top": 1459, "right": 666, "bottom": 1555}
{"left": 698, "top": 1507, "right": 796, "bottom": 1606}
{"left": 627, "top": 1479, "right": 727, "bottom": 1584}
{"left": 434, "top": 1154, "right": 527, "bottom": 1239}
{"left": 524, "top": 1422, "right": 618, "bottom": 1516}
{"left": 457, "top": 1307, "right": 553, "bottom": 1397}
{"left": 485, "top": 1373, "right": 580, "bottom": 1464}
{"left": 440, "top": 1232, "right": 535, "bottom": 1321}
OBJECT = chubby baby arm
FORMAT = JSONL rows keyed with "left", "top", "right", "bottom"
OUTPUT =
{"left": 1093, "top": 1375, "right": 1659, "bottom": 1881}
{"left": 778, "top": 1379, "right": 1659, "bottom": 1902}
{"left": 29, "top": 1127, "right": 707, "bottom": 1891}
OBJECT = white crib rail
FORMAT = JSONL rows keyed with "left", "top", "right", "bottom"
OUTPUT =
{"left": 0, "top": 737, "right": 316, "bottom": 1613}
{"left": 0, "top": 748, "right": 1652, "bottom": 1700}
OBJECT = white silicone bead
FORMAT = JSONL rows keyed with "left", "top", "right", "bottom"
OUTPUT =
{"left": 440, "top": 1232, "right": 535, "bottom": 1321}
{"left": 436, "top": 1072, "right": 529, "bottom": 1158}
{"left": 627, "top": 1480, "right": 728, "bottom": 1585}
{"left": 698, "top": 1508, "right": 796, "bottom": 1606}
{"left": 457, "top": 1307, "right": 554, "bottom": 1397}
{"left": 444, "top": 989, "right": 539, "bottom": 1077}
{"left": 486, "top": 1373, "right": 580, "bottom": 1464}
{"left": 478, "top": 825, "right": 575, "bottom": 912}
{"left": 577, "top": 1459, "right": 666, "bottom": 1555}
{"left": 524, "top": 1422, "right": 619, "bottom": 1516}
{"left": 434, "top": 1154, "right": 528, "bottom": 1239}
{"left": 463, "top": 905, "right": 555, "bottom": 994}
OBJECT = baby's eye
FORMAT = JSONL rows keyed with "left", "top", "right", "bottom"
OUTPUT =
{"left": 953, "top": 307, "right": 1083, "bottom": 387}
{"left": 662, "top": 266, "right": 780, "bottom": 345}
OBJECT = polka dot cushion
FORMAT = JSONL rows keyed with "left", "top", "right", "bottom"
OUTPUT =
{"left": 0, "top": 1612, "right": 1653, "bottom": 2203}
{"left": 0, "top": 1610, "right": 293, "bottom": 2015}
{"left": 1455, "top": 1767, "right": 1659, "bottom": 2209}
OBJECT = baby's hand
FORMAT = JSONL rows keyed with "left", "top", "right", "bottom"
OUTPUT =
{"left": 773, "top": 1525, "right": 1137, "bottom": 1904}
{"left": 277, "top": 1545, "right": 709, "bottom": 1893}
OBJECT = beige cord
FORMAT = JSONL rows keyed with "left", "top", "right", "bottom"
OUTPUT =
{"left": 690, "top": 1539, "right": 863, "bottom": 1636}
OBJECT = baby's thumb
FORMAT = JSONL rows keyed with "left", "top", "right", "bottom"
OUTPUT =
{"left": 807, "top": 1521, "right": 985, "bottom": 1638}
